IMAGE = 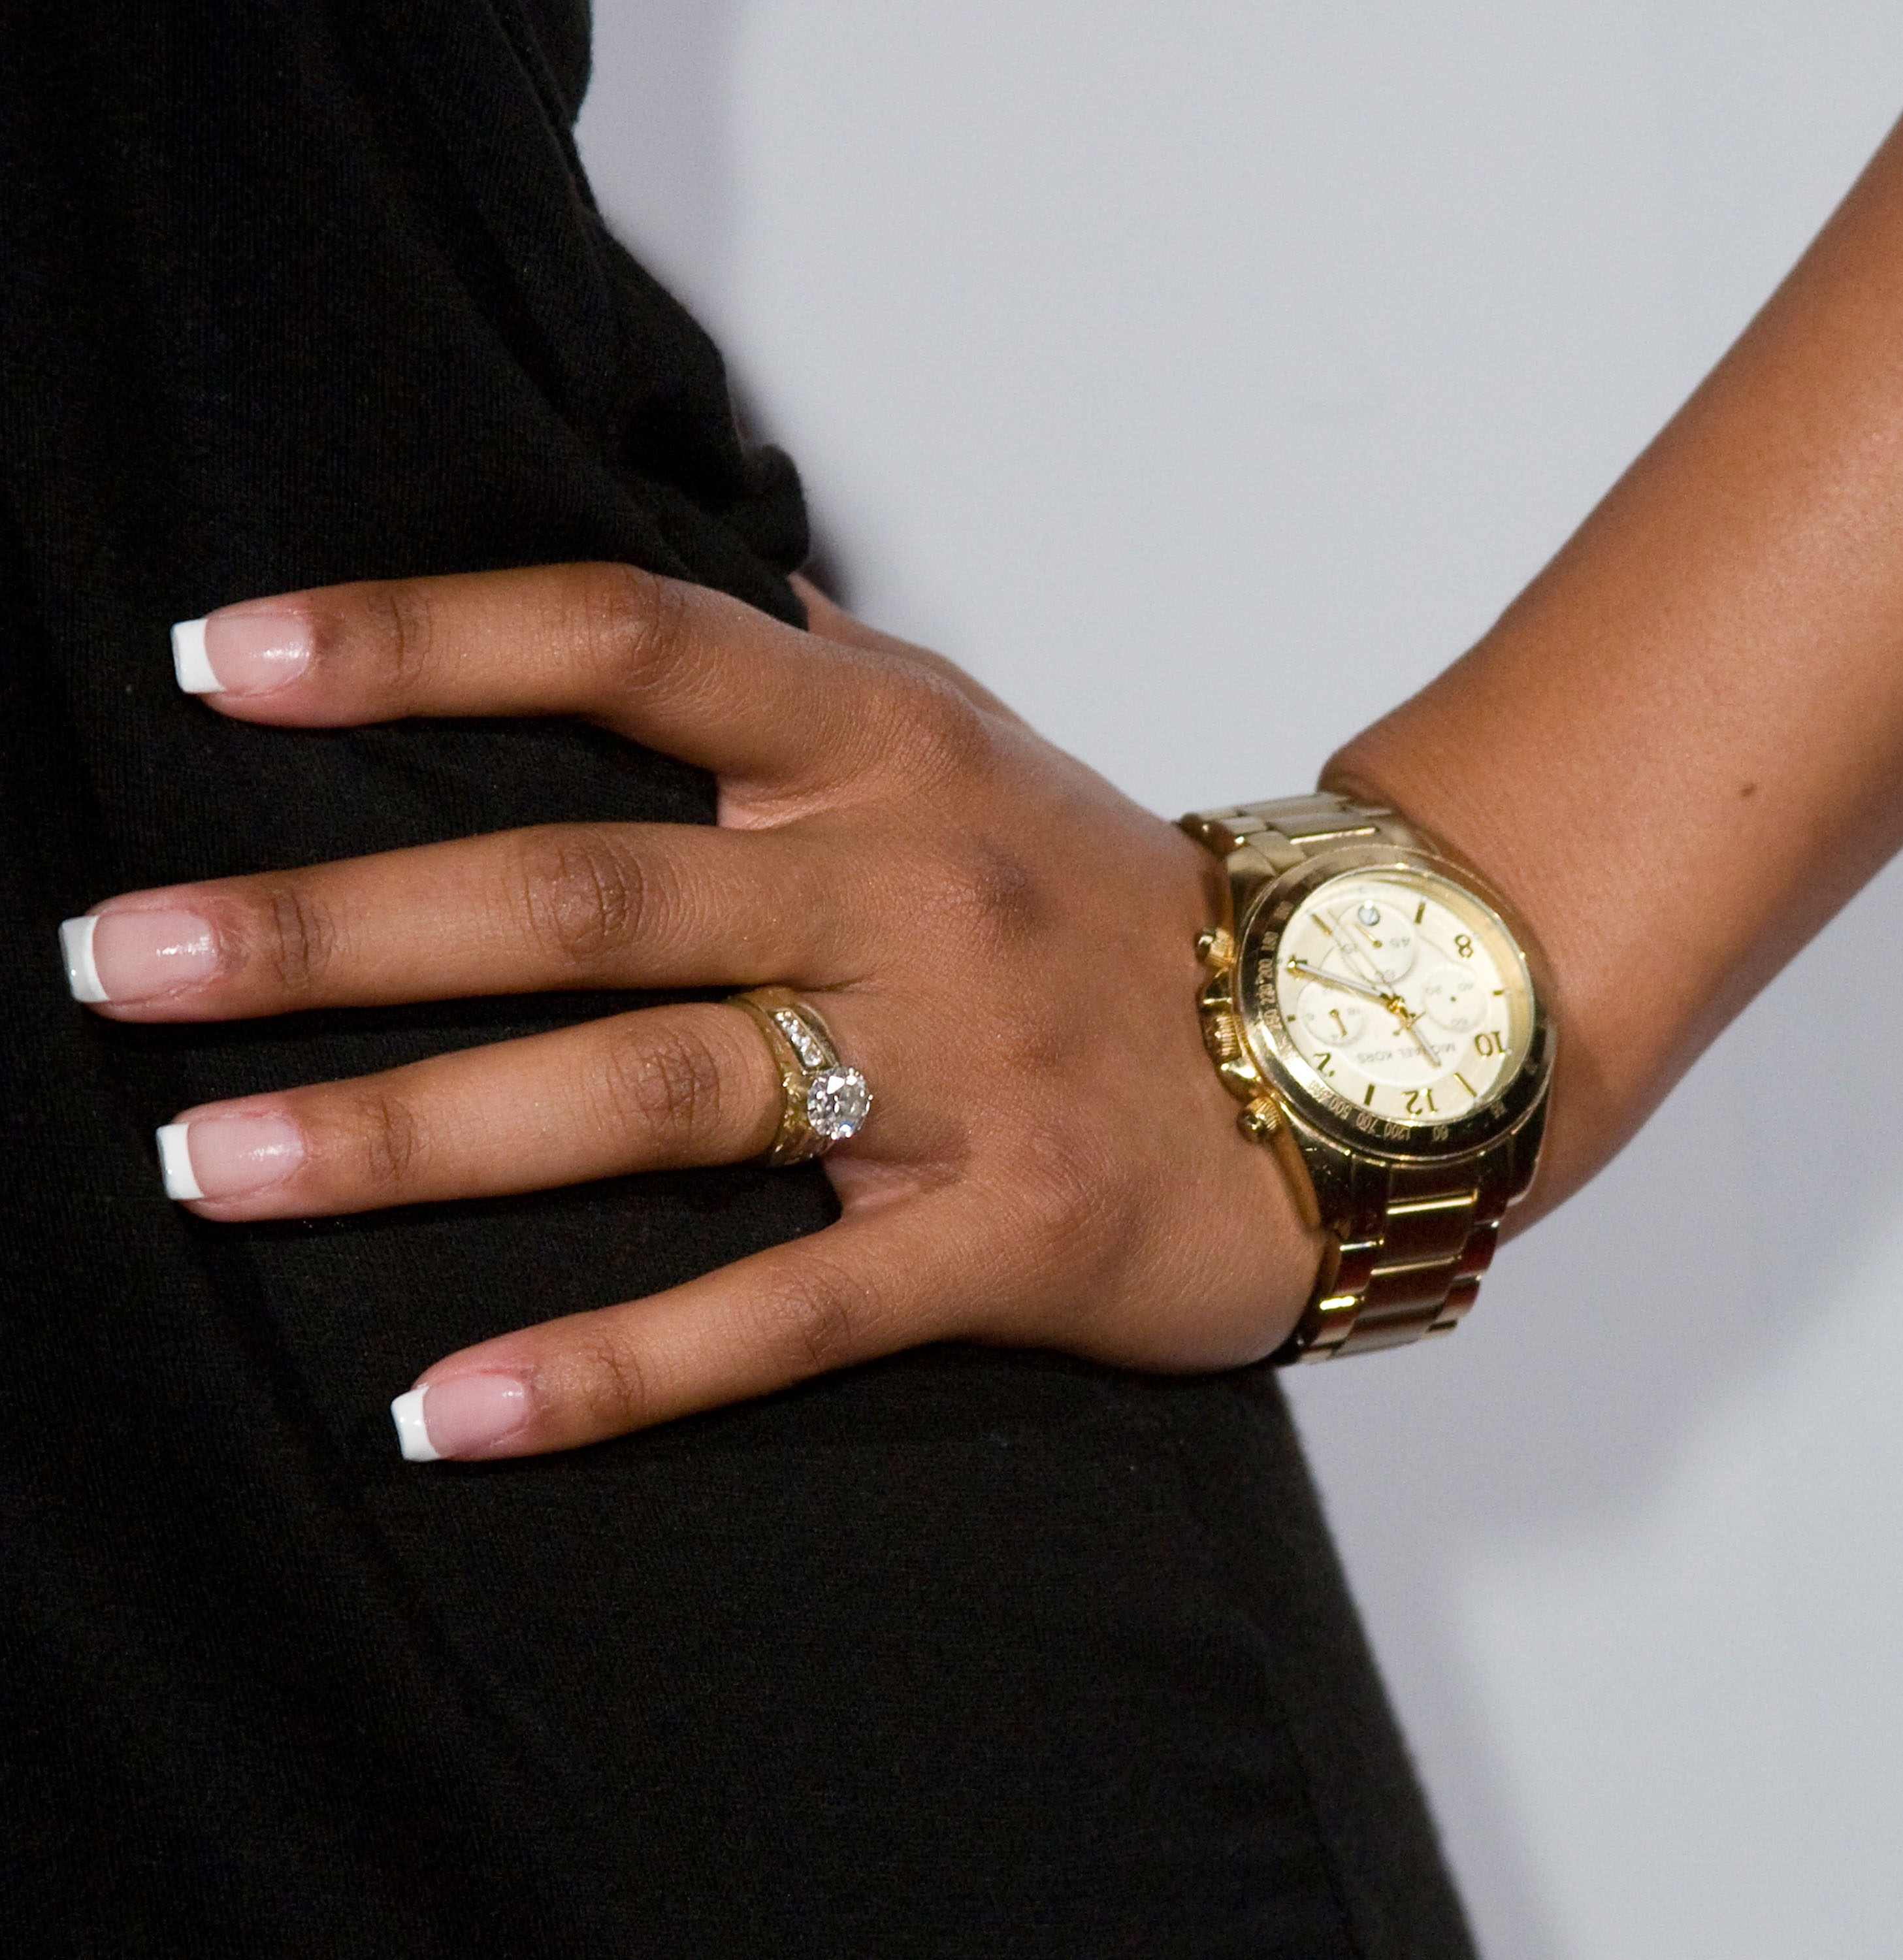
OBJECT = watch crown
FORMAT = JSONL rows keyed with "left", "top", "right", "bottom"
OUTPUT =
{"left": 1195, "top": 926, "right": 1234, "bottom": 969}
{"left": 1237, "top": 1100, "right": 1281, "bottom": 1144}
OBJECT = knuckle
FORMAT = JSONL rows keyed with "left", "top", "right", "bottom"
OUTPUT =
{"left": 965, "top": 839, "right": 1045, "bottom": 945}
{"left": 346, "top": 1086, "right": 429, "bottom": 1199}
{"left": 751, "top": 1259, "right": 866, "bottom": 1377}
{"left": 256, "top": 883, "right": 340, "bottom": 993}
{"left": 569, "top": 1331, "right": 655, "bottom": 1435}
{"left": 878, "top": 668, "right": 992, "bottom": 785}
{"left": 513, "top": 826, "right": 655, "bottom": 972}
{"left": 599, "top": 1019, "right": 729, "bottom": 1144}
{"left": 353, "top": 580, "right": 440, "bottom": 698}
{"left": 915, "top": 837, "right": 1047, "bottom": 954}
{"left": 585, "top": 561, "right": 694, "bottom": 700}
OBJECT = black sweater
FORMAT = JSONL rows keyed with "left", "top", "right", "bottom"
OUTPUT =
{"left": 0, "top": 6, "right": 1469, "bottom": 1953}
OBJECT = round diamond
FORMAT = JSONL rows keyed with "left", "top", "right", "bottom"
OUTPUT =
{"left": 806, "top": 1066, "right": 871, "bottom": 1144}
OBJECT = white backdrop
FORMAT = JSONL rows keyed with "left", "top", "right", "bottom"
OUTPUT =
{"left": 577, "top": 7, "right": 1903, "bottom": 1955}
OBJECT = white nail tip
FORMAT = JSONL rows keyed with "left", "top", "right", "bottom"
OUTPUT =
{"left": 390, "top": 1388, "right": 440, "bottom": 1463}
{"left": 155, "top": 1122, "right": 204, "bottom": 1201}
{"left": 171, "top": 617, "right": 219, "bottom": 694}
{"left": 59, "top": 915, "right": 108, "bottom": 1003}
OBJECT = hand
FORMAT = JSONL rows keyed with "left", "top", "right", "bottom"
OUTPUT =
{"left": 67, "top": 566, "right": 1320, "bottom": 1459}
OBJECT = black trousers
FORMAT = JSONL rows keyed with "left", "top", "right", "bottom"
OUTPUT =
{"left": 0, "top": 5, "right": 1474, "bottom": 1952}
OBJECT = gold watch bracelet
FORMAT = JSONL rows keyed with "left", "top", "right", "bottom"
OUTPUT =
{"left": 1182, "top": 792, "right": 1515, "bottom": 1363}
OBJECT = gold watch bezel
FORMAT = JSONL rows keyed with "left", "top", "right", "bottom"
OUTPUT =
{"left": 1220, "top": 842, "right": 1554, "bottom": 1164}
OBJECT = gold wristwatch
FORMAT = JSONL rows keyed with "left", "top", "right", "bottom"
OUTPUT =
{"left": 1181, "top": 792, "right": 1553, "bottom": 1362}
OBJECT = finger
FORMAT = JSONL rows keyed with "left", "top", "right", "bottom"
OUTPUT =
{"left": 66, "top": 822, "right": 850, "bottom": 1021}
{"left": 157, "top": 1002, "right": 785, "bottom": 1219}
{"left": 790, "top": 572, "right": 1022, "bottom": 722}
{"left": 389, "top": 1200, "right": 985, "bottom": 1460}
{"left": 178, "top": 563, "right": 924, "bottom": 785}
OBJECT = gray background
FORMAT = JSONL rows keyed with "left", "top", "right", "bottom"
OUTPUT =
{"left": 576, "top": 7, "right": 1903, "bottom": 1955}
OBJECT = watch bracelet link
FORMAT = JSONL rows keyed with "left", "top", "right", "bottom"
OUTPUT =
{"left": 1180, "top": 789, "right": 1423, "bottom": 875}
{"left": 1184, "top": 792, "right": 1505, "bottom": 1364}
{"left": 1299, "top": 1151, "right": 1507, "bottom": 1362}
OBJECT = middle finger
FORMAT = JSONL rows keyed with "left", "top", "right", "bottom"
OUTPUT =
{"left": 65, "top": 823, "right": 852, "bottom": 1021}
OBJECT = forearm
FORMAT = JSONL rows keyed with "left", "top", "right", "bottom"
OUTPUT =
{"left": 1328, "top": 113, "right": 1903, "bottom": 1220}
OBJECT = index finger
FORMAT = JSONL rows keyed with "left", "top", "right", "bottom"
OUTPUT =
{"left": 174, "top": 563, "right": 895, "bottom": 783}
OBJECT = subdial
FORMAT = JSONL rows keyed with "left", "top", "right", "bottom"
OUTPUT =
{"left": 1339, "top": 901, "right": 1417, "bottom": 983}
{"left": 1419, "top": 965, "right": 1486, "bottom": 1034}
{"left": 1298, "top": 988, "right": 1366, "bottom": 1048}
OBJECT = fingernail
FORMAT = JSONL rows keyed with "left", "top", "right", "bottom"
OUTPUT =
{"left": 173, "top": 604, "right": 312, "bottom": 696}
{"left": 59, "top": 915, "right": 108, "bottom": 1002}
{"left": 389, "top": 1374, "right": 531, "bottom": 1463}
{"left": 61, "top": 907, "right": 221, "bottom": 1003}
{"left": 156, "top": 1112, "right": 304, "bottom": 1201}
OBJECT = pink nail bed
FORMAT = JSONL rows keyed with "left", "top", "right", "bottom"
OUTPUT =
{"left": 172, "top": 604, "right": 312, "bottom": 696}
{"left": 156, "top": 1112, "right": 304, "bottom": 1202}
{"left": 61, "top": 907, "right": 220, "bottom": 1004}
{"left": 389, "top": 1374, "right": 531, "bottom": 1462}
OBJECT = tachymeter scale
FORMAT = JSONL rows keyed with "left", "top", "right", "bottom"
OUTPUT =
{"left": 1262, "top": 870, "right": 1529, "bottom": 1128}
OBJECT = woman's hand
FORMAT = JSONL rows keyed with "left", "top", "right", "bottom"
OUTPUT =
{"left": 67, "top": 565, "right": 1318, "bottom": 1459}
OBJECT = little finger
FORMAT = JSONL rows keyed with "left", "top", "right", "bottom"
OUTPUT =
{"left": 391, "top": 1198, "right": 991, "bottom": 1460}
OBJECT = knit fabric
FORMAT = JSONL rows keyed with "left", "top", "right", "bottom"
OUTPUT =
{"left": 0, "top": 6, "right": 1474, "bottom": 1952}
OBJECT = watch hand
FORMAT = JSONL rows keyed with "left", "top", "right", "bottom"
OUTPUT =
{"left": 1292, "top": 958, "right": 1443, "bottom": 1065}
{"left": 1394, "top": 1007, "right": 1440, "bottom": 1068}
{"left": 1286, "top": 958, "right": 1390, "bottom": 1005}
{"left": 1320, "top": 909, "right": 1387, "bottom": 990}
{"left": 1369, "top": 979, "right": 1441, "bottom": 1064}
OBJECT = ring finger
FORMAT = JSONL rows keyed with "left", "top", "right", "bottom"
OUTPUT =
{"left": 157, "top": 994, "right": 893, "bottom": 1220}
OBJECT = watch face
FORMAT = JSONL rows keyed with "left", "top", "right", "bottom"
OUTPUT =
{"left": 1243, "top": 860, "right": 1540, "bottom": 1147}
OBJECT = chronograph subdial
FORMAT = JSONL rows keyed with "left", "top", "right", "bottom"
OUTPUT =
{"left": 1333, "top": 899, "right": 1417, "bottom": 984}
{"left": 1297, "top": 986, "right": 1367, "bottom": 1048}
{"left": 1419, "top": 964, "right": 1485, "bottom": 1034}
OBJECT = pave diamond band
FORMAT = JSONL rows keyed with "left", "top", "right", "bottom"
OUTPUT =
{"left": 729, "top": 987, "right": 872, "bottom": 1166}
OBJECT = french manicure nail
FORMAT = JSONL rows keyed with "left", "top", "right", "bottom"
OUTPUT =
{"left": 61, "top": 907, "right": 221, "bottom": 1004}
{"left": 390, "top": 1374, "right": 531, "bottom": 1463}
{"left": 156, "top": 1112, "right": 304, "bottom": 1201}
{"left": 59, "top": 915, "right": 108, "bottom": 1002}
{"left": 173, "top": 604, "right": 312, "bottom": 696}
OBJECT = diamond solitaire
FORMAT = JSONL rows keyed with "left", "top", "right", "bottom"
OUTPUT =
{"left": 807, "top": 1066, "right": 871, "bottom": 1144}
{"left": 729, "top": 987, "right": 875, "bottom": 1164}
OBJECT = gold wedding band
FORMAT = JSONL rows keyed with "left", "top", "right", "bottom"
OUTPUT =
{"left": 729, "top": 987, "right": 873, "bottom": 1166}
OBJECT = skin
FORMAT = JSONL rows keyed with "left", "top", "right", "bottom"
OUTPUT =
{"left": 76, "top": 114, "right": 1903, "bottom": 1460}
{"left": 1329, "top": 111, "right": 1903, "bottom": 1223}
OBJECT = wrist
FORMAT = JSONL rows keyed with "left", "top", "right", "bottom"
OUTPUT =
{"left": 1321, "top": 682, "right": 1657, "bottom": 1232}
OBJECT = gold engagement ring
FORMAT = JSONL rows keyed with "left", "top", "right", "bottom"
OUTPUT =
{"left": 728, "top": 987, "right": 873, "bottom": 1166}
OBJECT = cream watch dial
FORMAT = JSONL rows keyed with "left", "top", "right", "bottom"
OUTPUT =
{"left": 1271, "top": 870, "right": 1531, "bottom": 1127}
